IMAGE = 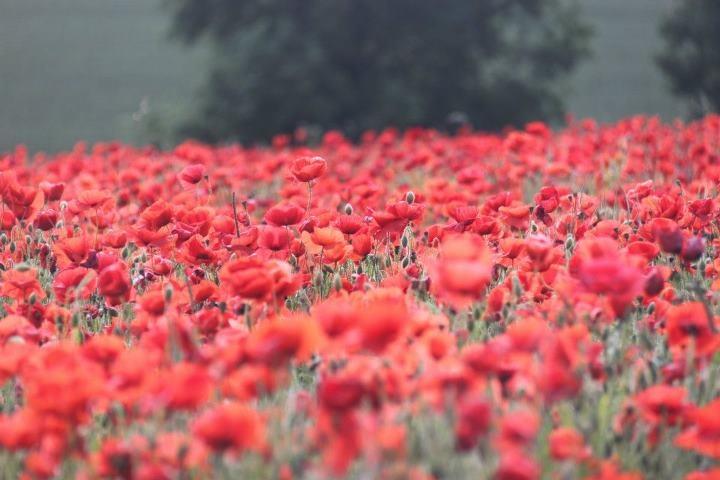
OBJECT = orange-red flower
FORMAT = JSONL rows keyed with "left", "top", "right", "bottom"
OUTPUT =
{"left": 265, "top": 202, "right": 305, "bottom": 226}
{"left": 178, "top": 163, "right": 206, "bottom": 185}
{"left": 98, "top": 262, "right": 131, "bottom": 305}
{"left": 431, "top": 234, "right": 493, "bottom": 308}
{"left": 290, "top": 156, "right": 327, "bottom": 182}
{"left": 665, "top": 302, "right": 720, "bottom": 357}
{"left": 571, "top": 237, "right": 645, "bottom": 317}
{"left": 193, "top": 402, "right": 266, "bottom": 452}
{"left": 676, "top": 397, "right": 720, "bottom": 459}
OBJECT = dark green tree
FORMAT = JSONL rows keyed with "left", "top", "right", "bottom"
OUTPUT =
{"left": 169, "top": 0, "right": 590, "bottom": 143}
{"left": 658, "top": 0, "right": 720, "bottom": 115}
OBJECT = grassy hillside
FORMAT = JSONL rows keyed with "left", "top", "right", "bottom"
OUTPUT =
{"left": 0, "top": 0, "right": 689, "bottom": 152}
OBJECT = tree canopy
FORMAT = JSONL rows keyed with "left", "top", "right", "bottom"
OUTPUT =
{"left": 658, "top": 0, "right": 720, "bottom": 116}
{"left": 169, "top": 0, "right": 591, "bottom": 143}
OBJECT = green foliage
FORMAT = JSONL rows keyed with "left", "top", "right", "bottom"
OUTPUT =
{"left": 658, "top": 0, "right": 720, "bottom": 115}
{"left": 168, "top": 0, "right": 591, "bottom": 143}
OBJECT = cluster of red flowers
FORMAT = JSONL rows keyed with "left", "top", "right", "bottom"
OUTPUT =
{"left": 0, "top": 115, "right": 719, "bottom": 478}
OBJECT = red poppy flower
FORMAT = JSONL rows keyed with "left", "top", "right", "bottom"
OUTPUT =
{"left": 140, "top": 199, "right": 174, "bottom": 230}
{"left": 53, "top": 267, "right": 97, "bottom": 304}
{"left": 265, "top": 203, "right": 305, "bottom": 226}
{"left": 33, "top": 209, "right": 59, "bottom": 231}
{"left": 192, "top": 402, "right": 266, "bottom": 452}
{"left": 571, "top": 238, "right": 644, "bottom": 317}
{"left": 431, "top": 234, "right": 492, "bottom": 308}
{"left": 317, "top": 374, "right": 365, "bottom": 412}
{"left": 178, "top": 163, "right": 206, "bottom": 185}
{"left": 1, "top": 268, "right": 44, "bottom": 300}
{"left": 676, "top": 397, "right": 720, "bottom": 459}
{"left": 258, "top": 225, "right": 292, "bottom": 252}
{"left": 549, "top": 427, "right": 590, "bottom": 461}
{"left": 98, "top": 262, "right": 131, "bottom": 305}
{"left": 290, "top": 156, "right": 327, "bottom": 182}
{"left": 77, "top": 189, "right": 112, "bottom": 210}
{"left": 39, "top": 181, "right": 65, "bottom": 201}
{"left": 665, "top": 302, "right": 720, "bottom": 357}
{"left": 634, "top": 385, "right": 688, "bottom": 426}
{"left": 455, "top": 395, "right": 491, "bottom": 450}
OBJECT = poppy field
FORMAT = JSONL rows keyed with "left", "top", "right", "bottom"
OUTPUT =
{"left": 1, "top": 115, "right": 720, "bottom": 479}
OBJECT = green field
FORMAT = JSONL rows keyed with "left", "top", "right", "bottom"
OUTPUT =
{"left": 0, "top": 0, "right": 688, "bottom": 152}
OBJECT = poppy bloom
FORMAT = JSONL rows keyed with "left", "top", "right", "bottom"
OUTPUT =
{"left": 549, "top": 427, "right": 590, "bottom": 461}
{"left": 140, "top": 199, "right": 174, "bottom": 230}
{"left": 652, "top": 218, "right": 683, "bottom": 254}
{"left": 634, "top": 385, "right": 688, "bottom": 426}
{"left": 39, "top": 181, "right": 65, "bottom": 201}
{"left": 1, "top": 268, "right": 44, "bottom": 300}
{"left": 317, "top": 373, "right": 366, "bottom": 412}
{"left": 258, "top": 225, "right": 292, "bottom": 252}
{"left": 290, "top": 156, "right": 327, "bottom": 182}
{"left": 157, "top": 362, "right": 212, "bottom": 411}
{"left": 665, "top": 302, "right": 719, "bottom": 357}
{"left": 571, "top": 238, "right": 644, "bottom": 317}
{"left": 53, "top": 235, "right": 93, "bottom": 266}
{"left": 104, "top": 229, "right": 128, "bottom": 248}
{"left": 245, "top": 315, "right": 323, "bottom": 366}
{"left": 455, "top": 395, "right": 491, "bottom": 450}
{"left": 33, "top": 209, "right": 59, "bottom": 231}
{"left": 53, "top": 267, "right": 97, "bottom": 304}
{"left": 495, "top": 449, "right": 540, "bottom": 480}
{"left": 182, "top": 234, "right": 217, "bottom": 264}
{"left": 351, "top": 234, "right": 373, "bottom": 258}
{"left": 681, "top": 236, "right": 705, "bottom": 262}
{"left": 431, "top": 234, "right": 493, "bottom": 308}
{"left": 675, "top": 397, "right": 720, "bottom": 458}
{"left": 193, "top": 402, "right": 266, "bottom": 452}
{"left": 311, "top": 226, "right": 345, "bottom": 249}
{"left": 0, "top": 409, "right": 42, "bottom": 450}
{"left": 265, "top": 203, "right": 305, "bottom": 226}
{"left": 178, "top": 163, "right": 206, "bottom": 185}
{"left": 220, "top": 257, "right": 298, "bottom": 302}
{"left": 644, "top": 267, "right": 664, "bottom": 297}
{"left": 220, "top": 258, "right": 274, "bottom": 300}
{"left": 334, "top": 214, "right": 364, "bottom": 234}
{"left": 354, "top": 294, "right": 409, "bottom": 353}
{"left": 525, "top": 233, "right": 553, "bottom": 265}
{"left": 98, "top": 262, "right": 131, "bottom": 305}
{"left": 77, "top": 189, "right": 112, "bottom": 210}
{"left": 21, "top": 344, "right": 105, "bottom": 421}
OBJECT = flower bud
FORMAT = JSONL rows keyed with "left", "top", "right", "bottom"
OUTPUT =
{"left": 681, "top": 236, "right": 704, "bottom": 262}
{"left": 644, "top": 268, "right": 664, "bottom": 297}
